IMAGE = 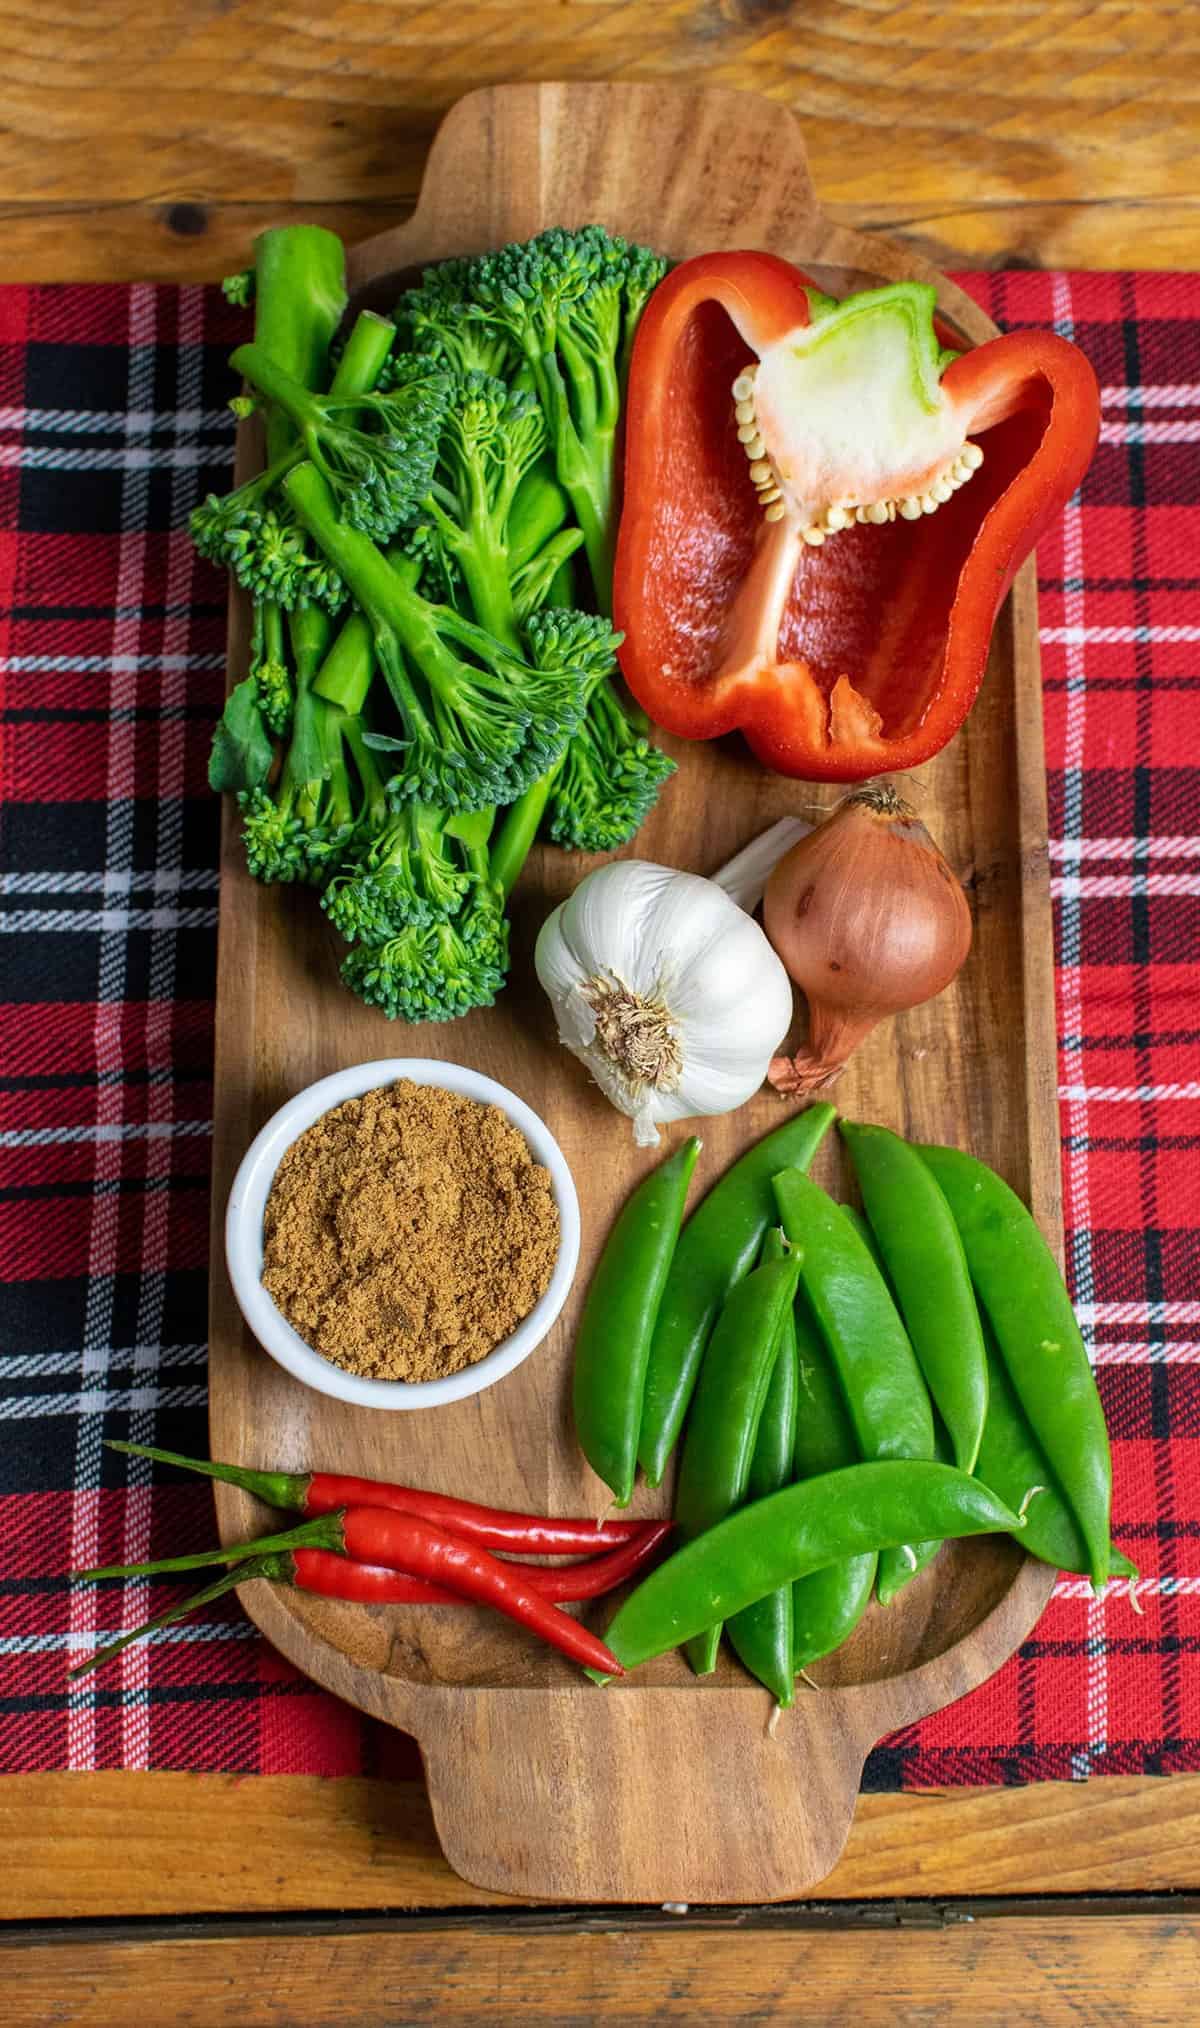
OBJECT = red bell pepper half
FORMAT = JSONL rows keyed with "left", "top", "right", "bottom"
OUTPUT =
{"left": 613, "top": 253, "right": 1100, "bottom": 781}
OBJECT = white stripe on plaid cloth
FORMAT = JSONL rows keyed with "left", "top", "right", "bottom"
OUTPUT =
{"left": 0, "top": 907, "right": 219, "bottom": 932}
{"left": 67, "top": 284, "right": 160, "bottom": 1772}
{"left": 0, "top": 406, "right": 233, "bottom": 432}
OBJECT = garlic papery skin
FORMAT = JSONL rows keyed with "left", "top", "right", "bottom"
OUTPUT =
{"left": 535, "top": 860, "right": 794, "bottom": 1146}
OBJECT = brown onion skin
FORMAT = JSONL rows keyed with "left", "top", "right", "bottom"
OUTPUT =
{"left": 763, "top": 784, "right": 972, "bottom": 1095}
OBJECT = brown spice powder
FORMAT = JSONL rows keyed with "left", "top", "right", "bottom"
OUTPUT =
{"left": 261, "top": 1079, "right": 560, "bottom": 1382}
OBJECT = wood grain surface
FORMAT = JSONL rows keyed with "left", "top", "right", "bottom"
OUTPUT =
{"left": 4, "top": 0, "right": 1197, "bottom": 1969}
{"left": 0, "top": 0, "right": 1196, "bottom": 280}
{"left": 205, "top": 79, "right": 1058, "bottom": 1905}
{"left": 8, "top": 1913, "right": 1200, "bottom": 2028}
{"left": 8, "top": 1772, "right": 1200, "bottom": 1920}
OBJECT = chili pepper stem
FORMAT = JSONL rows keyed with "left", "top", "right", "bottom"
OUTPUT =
{"left": 75, "top": 1514, "right": 340, "bottom": 1582}
{"left": 68, "top": 1555, "right": 287, "bottom": 1680}
{"left": 105, "top": 1439, "right": 308, "bottom": 1513}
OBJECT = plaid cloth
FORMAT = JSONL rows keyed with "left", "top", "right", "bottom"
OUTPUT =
{"left": 1, "top": 273, "right": 1198, "bottom": 1786}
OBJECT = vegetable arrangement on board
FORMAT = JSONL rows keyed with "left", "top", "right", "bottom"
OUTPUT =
{"left": 75, "top": 1113, "right": 1129, "bottom": 1695}
{"left": 120, "top": 206, "right": 1116, "bottom": 1723}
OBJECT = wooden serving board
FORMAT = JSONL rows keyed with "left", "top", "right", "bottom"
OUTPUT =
{"left": 209, "top": 81, "right": 1059, "bottom": 1904}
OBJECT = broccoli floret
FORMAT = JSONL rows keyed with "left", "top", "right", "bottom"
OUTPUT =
{"left": 230, "top": 344, "right": 449, "bottom": 543}
{"left": 222, "top": 269, "right": 255, "bottom": 309}
{"left": 394, "top": 260, "right": 516, "bottom": 380}
{"left": 546, "top": 681, "right": 676, "bottom": 851}
{"left": 416, "top": 372, "right": 548, "bottom": 646}
{"left": 323, "top": 800, "right": 473, "bottom": 944}
{"left": 285, "top": 464, "right": 590, "bottom": 813}
{"left": 191, "top": 467, "right": 349, "bottom": 615}
{"left": 339, "top": 888, "right": 509, "bottom": 1023}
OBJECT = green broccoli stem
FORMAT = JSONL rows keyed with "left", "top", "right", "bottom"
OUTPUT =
{"left": 487, "top": 549, "right": 577, "bottom": 900}
{"left": 489, "top": 759, "right": 563, "bottom": 900}
{"left": 341, "top": 713, "right": 390, "bottom": 831}
{"left": 334, "top": 310, "right": 396, "bottom": 415}
{"left": 282, "top": 601, "right": 338, "bottom": 826}
{"left": 256, "top": 599, "right": 286, "bottom": 673}
{"left": 314, "top": 613, "right": 374, "bottom": 716}
{"left": 285, "top": 465, "right": 472, "bottom": 748}
{"left": 425, "top": 493, "right": 518, "bottom": 652}
{"left": 530, "top": 351, "right": 616, "bottom": 615}
{"left": 232, "top": 342, "right": 338, "bottom": 450}
{"left": 250, "top": 227, "right": 347, "bottom": 466}
{"left": 507, "top": 462, "right": 571, "bottom": 573}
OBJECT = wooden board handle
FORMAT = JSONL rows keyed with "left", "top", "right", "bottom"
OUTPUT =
{"left": 420, "top": 1686, "right": 869, "bottom": 1904}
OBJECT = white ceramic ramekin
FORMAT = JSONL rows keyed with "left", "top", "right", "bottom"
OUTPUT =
{"left": 224, "top": 1058, "right": 580, "bottom": 1410}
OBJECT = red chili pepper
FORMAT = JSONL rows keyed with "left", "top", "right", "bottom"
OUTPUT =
{"left": 614, "top": 252, "right": 1100, "bottom": 781}
{"left": 76, "top": 1508, "right": 626, "bottom": 1677}
{"left": 107, "top": 1441, "right": 646, "bottom": 1553}
{"left": 288, "top": 1522, "right": 672, "bottom": 1605}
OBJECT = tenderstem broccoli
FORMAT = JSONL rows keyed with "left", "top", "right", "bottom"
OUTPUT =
{"left": 284, "top": 462, "right": 597, "bottom": 812}
{"left": 441, "top": 226, "right": 668, "bottom": 609}
{"left": 230, "top": 341, "right": 448, "bottom": 544}
{"left": 197, "top": 220, "right": 677, "bottom": 1027}
{"left": 192, "top": 308, "right": 401, "bottom": 611}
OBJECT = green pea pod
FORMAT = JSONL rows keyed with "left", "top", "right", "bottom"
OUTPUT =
{"left": 793, "top": 1554, "right": 878, "bottom": 1675}
{"left": 874, "top": 1414, "right": 951, "bottom": 1606}
{"left": 977, "top": 1320, "right": 1136, "bottom": 1581}
{"left": 600, "top": 1463, "right": 1024, "bottom": 1673}
{"left": 791, "top": 1286, "right": 858, "bottom": 1479}
{"left": 674, "top": 1254, "right": 802, "bottom": 1676}
{"left": 843, "top": 1206, "right": 890, "bottom": 1282}
{"left": 843, "top": 1196, "right": 949, "bottom": 1604}
{"left": 638, "top": 1106, "right": 836, "bottom": 1486}
{"left": 726, "top": 1231, "right": 800, "bottom": 1704}
{"left": 773, "top": 1171, "right": 935, "bottom": 1601}
{"left": 573, "top": 1136, "right": 700, "bottom": 1507}
{"left": 918, "top": 1144, "right": 1113, "bottom": 1592}
{"left": 787, "top": 1286, "right": 877, "bottom": 1673}
{"left": 841, "top": 1123, "right": 988, "bottom": 1473}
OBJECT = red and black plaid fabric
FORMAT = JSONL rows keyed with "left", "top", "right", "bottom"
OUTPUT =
{"left": 1, "top": 274, "right": 1198, "bottom": 1783}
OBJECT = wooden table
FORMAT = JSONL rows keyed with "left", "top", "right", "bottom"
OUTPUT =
{"left": 4, "top": 2, "right": 1199, "bottom": 2019}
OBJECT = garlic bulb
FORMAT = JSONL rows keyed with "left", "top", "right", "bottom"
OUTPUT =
{"left": 534, "top": 860, "right": 794, "bottom": 1146}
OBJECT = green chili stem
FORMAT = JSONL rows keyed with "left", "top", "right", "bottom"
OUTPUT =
{"left": 68, "top": 1556, "right": 288, "bottom": 1680}
{"left": 103, "top": 1440, "right": 309, "bottom": 1514}
{"left": 75, "top": 1513, "right": 338, "bottom": 1583}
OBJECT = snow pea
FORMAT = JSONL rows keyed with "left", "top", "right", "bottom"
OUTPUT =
{"left": 843, "top": 1206, "right": 889, "bottom": 1281}
{"left": 573, "top": 1136, "right": 700, "bottom": 1507}
{"left": 638, "top": 1105, "right": 836, "bottom": 1487}
{"left": 842, "top": 1122, "right": 988, "bottom": 1473}
{"left": 772, "top": 1170, "right": 935, "bottom": 1602}
{"left": 918, "top": 1144, "right": 1112, "bottom": 1591}
{"left": 726, "top": 1231, "right": 800, "bottom": 1704}
{"left": 788, "top": 1287, "right": 877, "bottom": 1675}
{"left": 600, "top": 1463, "right": 1024, "bottom": 1672}
{"left": 977, "top": 1320, "right": 1136, "bottom": 1582}
{"left": 793, "top": 1555, "right": 877, "bottom": 1675}
{"left": 674, "top": 1253, "right": 801, "bottom": 1677}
